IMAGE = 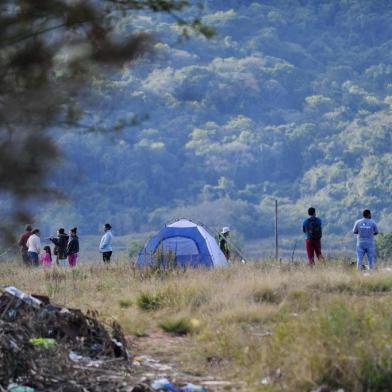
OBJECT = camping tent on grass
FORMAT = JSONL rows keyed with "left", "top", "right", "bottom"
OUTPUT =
{"left": 137, "top": 219, "right": 228, "bottom": 268}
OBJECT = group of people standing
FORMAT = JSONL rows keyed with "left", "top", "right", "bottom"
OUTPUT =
{"left": 218, "top": 207, "right": 380, "bottom": 271}
{"left": 303, "top": 207, "right": 379, "bottom": 270}
{"left": 18, "top": 223, "right": 113, "bottom": 267}
{"left": 18, "top": 212, "right": 379, "bottom": 269}
{"left": 18, "top": 226, "right": 79, "bottom": 267}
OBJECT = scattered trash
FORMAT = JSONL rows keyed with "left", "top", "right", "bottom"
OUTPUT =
{"left": 260, "top": 368, "right": 281, "bottom": 386}
{"left": 260, "top": 376, "right": 272, "bottom": 385}
{"left": 68, "top": 351, "right": 104, "bottom": 367}
{"left": 151, "top": 378, "right": 177, "bottom": 391}
{"left": 0, "top": 286, "right": 128, "bottom": 360}
{"left": 1, "top": 286, "right": 231, "bottom": 391}
{"left": 181, "top": 383, "right": 206, "bottom": 392}
{"left": 7, "top": 384, "right": 35, "bottom": 392}
{"left": 0, "top": 286, "right": 131, "bottom": 391}
{"left": 133, "top": 355, "right": 173, "bottom": 372}
{"left": 4, "top": 287, "right": 42, "bottom": 309}
{"left": 29, "top": 338, "right": 57, "bottom": 349}
{"left": 151, "top": 378, "right": 206, "bottom": 392}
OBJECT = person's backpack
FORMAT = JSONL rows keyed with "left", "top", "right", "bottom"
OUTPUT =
{"left": 308, "top": 217, "right": 322, "bottom": 240}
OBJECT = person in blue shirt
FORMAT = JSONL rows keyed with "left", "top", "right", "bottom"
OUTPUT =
{"left": 99, "top": 223, "right": 113, "bottom": 263}
{"left": 303, "top": 207, "right": 324, "bottom": 266}
{"left": 353, "top": 209, "right": 378, "bottom": 270}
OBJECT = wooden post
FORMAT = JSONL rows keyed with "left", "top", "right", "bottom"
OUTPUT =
{"left": 275, "top": 199, "right": 278, "bottom": 260}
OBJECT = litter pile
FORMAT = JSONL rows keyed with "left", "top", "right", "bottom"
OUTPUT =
{"left": 0, "top": 287, "right": 212, "bottom": 392}
{"left": 0, "top": 286, "right": 132, "bottom": 391}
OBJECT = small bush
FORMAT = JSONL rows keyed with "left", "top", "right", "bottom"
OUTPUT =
{"left": 118, "top": 299, "right": 132, "bottom": 308}
{"left": 253, "top": 287, "right": 281, "bottom": 304}
{"left": 286, "top": 290, "right": 312, "bottom": 311}
{"left": 159, "top": 317, "right": 192, "bottom": 335}
{"left": 137, "top": 291, "right": 162, "bottom": 311}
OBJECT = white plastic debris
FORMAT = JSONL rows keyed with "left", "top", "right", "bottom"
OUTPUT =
{"left": 4, "top": 287, "right": 42, "bottom": 308}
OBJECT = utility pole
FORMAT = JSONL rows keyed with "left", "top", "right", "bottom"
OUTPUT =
{"left": 275, "top": 199, "right": 279, "bottom": 260}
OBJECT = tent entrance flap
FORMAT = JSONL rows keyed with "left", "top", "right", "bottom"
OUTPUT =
{"left": 159, "top": 236, "right": 199, "bottom": 256}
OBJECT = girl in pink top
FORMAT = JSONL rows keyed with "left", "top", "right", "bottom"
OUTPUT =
{"left": 41, "top": 246, "right": 52, "bottom": 266}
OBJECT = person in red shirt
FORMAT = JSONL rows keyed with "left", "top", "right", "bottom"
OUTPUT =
{"left": 18, "top": 225, "right": 32, "bottom": 265}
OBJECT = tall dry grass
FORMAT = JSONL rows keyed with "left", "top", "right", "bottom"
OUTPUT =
{"left": 0, "top": 260, "right": 391, "bottom": 391}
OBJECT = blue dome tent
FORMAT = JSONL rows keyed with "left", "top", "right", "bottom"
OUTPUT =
{"left": 137, "top": 219, "right": 228, "bottom": 268}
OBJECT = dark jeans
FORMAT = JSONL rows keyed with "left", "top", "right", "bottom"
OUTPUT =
{"left": 27, "top": 251, "right": 39, "bottom": 266}
{"left": 102, "top": 251, "right": 112, "bottom": 263}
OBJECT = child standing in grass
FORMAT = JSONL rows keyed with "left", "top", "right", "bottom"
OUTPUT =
{"left": 41, "top": 246, "right": 52, "bottom": 267}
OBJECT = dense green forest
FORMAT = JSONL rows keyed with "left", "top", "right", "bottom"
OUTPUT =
{"left": 38, "top": 0, "right": 392, "bottom": 241}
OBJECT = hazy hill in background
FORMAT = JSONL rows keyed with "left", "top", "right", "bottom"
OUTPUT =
{"left": 38, "top": 0, "right": 392, "bottom": 246}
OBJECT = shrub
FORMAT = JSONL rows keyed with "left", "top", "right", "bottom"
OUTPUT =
{"left": 159, "top": 317, "right": 192, "bottom": 335}
{"left": 253, "top": 287, "right": 281, "bottom": 304}
{"left": 136, "top": 291, "right": 162, "bottom": 311}
{"left": 118, "top": 299, "right": 132, "bottom": 308}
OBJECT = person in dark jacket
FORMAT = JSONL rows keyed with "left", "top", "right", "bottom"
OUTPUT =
{"left": 303, "top": 207, "right": 324, "bottom": 266}
{"left": 49, "top": 228, "right": 69, "bottom": 266}
{"left": 219, "top": 227, "right": 231, "bottom": 261}
{"left": 67, "top": 227, "right": 79, "bottom": 268}
{"left": 18, "top": 225, "right": 32, "bottom": 265}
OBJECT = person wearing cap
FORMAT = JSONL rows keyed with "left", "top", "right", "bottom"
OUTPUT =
{"left": 353, "top": 209, "right": 379, "bottom": 270}
{"left": 99, "top": 223, "right": 113, "bottom": 263}
{"left": 219, "top": 227, "right": 231, "bottom": 261}
{"left": 18, "top": 225, "right": 32, "bottom": 265}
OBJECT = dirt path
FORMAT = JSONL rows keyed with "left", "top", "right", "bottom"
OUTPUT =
{"left": 128, "top": 332, "right": 246, "bottom": 391}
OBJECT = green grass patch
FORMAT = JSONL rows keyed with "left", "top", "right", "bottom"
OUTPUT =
{"left": 159, "top": 317, "right": 192, "bottom": 335}
{"left": 252, "top": 287, "right": 281, "bottom": 304}
{"left": 136, "top": 291, "right": 162, "bottom": 311}
{"left": 118, "top": 299, "right": 132, "bottom": 308}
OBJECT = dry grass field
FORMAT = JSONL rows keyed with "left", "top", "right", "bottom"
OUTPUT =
{"left": 1, "top": 261, "right": 392, "bottom": 391}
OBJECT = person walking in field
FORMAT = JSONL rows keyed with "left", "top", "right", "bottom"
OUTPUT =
{"left": 99, "top": 223, "right": 113, "bottom": 263}
{"left": 303, "top": 207, "right": 324, "bottom": 266}
{"left": 353, "top": 209, "right": 378, "bottom": 270}
{"left": 18, "top": 225, "right": 32, "bottom": 265}
{"left": 66, "top": 227, "right": 79, "bottom": 267}
{"left": 49, "top": 228, "right": 69, "bottom": 266}
{"left": 219, "top": 227, "right": 231, "bottom": 261}
{"left": 26, "top": 229, "right": 41, "bottom": 266}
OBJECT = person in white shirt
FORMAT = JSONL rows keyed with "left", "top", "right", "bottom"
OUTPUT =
{"left": 99, "top": 223, "right": 113, "bottom": 263}
{"left": 26, "top": 229, "right": 41, "bottom": 266}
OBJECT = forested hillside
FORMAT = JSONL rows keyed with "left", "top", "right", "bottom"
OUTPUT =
{"left": 40, "top": 0, "right": 392, "bottom": 240}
